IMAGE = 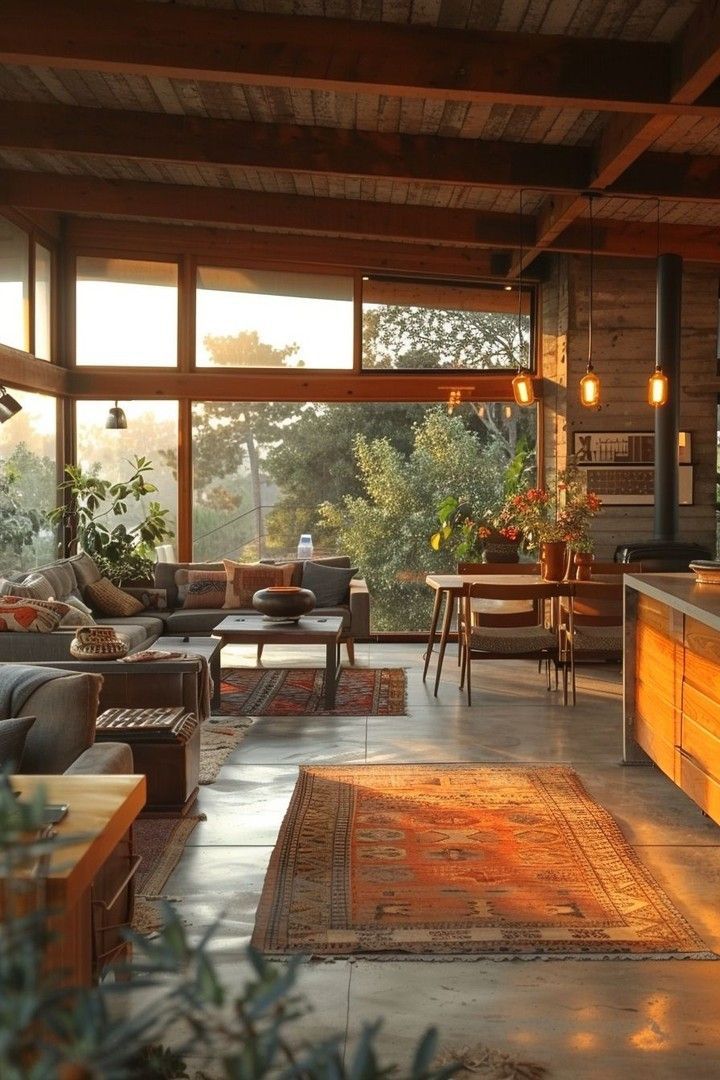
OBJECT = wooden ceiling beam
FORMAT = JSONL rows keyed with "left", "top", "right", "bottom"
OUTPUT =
{"left": 509, "top": 0, "right": 720, "bottom": 275}
{"left": 0, "top": 345, "right": 68, "bottom": 395}
{"left": 0, "top": 0, "right": 705, "bottom": 117}
{"left": 0, "top": 169, "right": 523, "bottom": 249}
{"left": 0, "top": 100, "right": 591, "bottom": 194}
{"left": 552, "top": 218, "right": 720, "bottom": 263}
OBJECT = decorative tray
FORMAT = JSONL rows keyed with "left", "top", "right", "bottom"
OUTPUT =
{"left": 689, "top": 561, "right": 720, "bottom": 584}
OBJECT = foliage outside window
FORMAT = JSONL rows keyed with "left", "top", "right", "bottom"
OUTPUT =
{"left": 0, "top": 389, "right": 56, "bottom": 572}
{"left": 76, "top": 400, "right": 178, "bottom": 548}
{"left": 75, "top": 257, "right": 178, "bottom": 365}
{"left": 195, "top": 266, "right": 353, "bottom": 368}
{"left": 362, "top": 277, "right": 531, "bottom": 371}
{"left": 0, "top": 216, "right": 29, "bottom": 352}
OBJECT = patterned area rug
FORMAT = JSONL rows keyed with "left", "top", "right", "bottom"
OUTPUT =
{"left": 133, "top": 815, "right": 203, "bottom": 934}
{"left": 219, "top": 667, "right": 407, "bottom": 716}
{"left": 252, "top": 764, "right": 714, "bottom": 959}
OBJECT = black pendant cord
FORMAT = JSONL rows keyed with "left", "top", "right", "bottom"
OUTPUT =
{"left": 518, "top": 188, "right": 524, "bottom": 373}
{"left": 587, "top": 194, "right": 594, "bottom": 372}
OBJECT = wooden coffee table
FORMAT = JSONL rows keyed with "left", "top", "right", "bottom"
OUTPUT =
{"left": 212, "top": 614, "right": 344, "bottom": 708}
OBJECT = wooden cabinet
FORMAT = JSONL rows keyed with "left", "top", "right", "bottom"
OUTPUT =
{"left": 1, "top": 775, "right": 146, "bottom": 987}
{"left": 634, "top": 594, "right": 683, "bottom": 781}
{"left": 630, "top": 584, "right": 720, "bottom": 825}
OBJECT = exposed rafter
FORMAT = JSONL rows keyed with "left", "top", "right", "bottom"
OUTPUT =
{"left": 508, "top": 0, "right": 720, "bottom": 275}
{"left": 1, "top": 0, "right": 716, "bottom": 117}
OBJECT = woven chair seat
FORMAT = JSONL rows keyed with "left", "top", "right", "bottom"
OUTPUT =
{"left": 572, "top": 625, "right": 623, "bottom": 652}
{"left": 469, "top": 624, "right": 556, "bottom": 654}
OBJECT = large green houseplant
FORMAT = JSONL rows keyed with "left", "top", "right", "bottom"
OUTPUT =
{"left": 49, "top": 456, "right": 174, "bottom": 585}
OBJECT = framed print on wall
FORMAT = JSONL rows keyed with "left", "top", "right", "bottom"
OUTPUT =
{"left": 585, "top": 464, "right": 694, "bottom": 505}
{"left": 573, "top": 431, "right": 691, "bottom": 466}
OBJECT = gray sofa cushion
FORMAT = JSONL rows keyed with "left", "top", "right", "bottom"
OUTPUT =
{"left": 0, "top": 714, "right": 36, "bottom": 768}
{"left": 68, "top": 551, "right": 103, "bottom": 589}
{"left": 34, "top": 560, "right": 78, "bottom": 601}
{"left": 301, "top": 562, "right": 358, "bottom": 605}
{"left": 19, "top": 669, "right": 102, "bottom": 774}
{"left": 94, "top": 615, "right": 164, "bottom": 651}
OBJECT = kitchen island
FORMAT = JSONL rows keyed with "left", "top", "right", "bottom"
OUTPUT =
{"left": 624, "top": 572, "right": 720, "bottom": 826}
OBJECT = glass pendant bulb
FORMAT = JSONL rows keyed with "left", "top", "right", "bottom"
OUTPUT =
{"left": 579, "top": 365, "right": 601, "bottom": 408}
{"left": 512, "top": 371, "right": 535, "bottom": 406}
{"left": 648, "top": 366, "right": 668, "bottom": 407}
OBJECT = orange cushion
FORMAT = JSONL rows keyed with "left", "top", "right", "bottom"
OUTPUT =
{"left": 84, "top": 578, "right": 144, "bottom": 617}
{"left": 0, "top": 596, "right": 66, "bottom": 632}
{"left": 222, "top": 560, "right": 294, "bottom": 609}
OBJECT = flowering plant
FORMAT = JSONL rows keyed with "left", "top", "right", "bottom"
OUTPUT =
{"left": 430, "top": 496, "right": 521, "bottom": 562}
{"left": 496, "top": 468, "right": 602, "bottom": 553}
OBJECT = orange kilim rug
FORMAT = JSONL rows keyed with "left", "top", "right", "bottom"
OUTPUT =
{"left": 252, "top": 764, "right": 715, "bottom": 959}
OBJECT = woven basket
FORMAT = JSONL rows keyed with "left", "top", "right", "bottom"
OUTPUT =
{"left": 70, "top": 625, "right": 129, "bottom": 660}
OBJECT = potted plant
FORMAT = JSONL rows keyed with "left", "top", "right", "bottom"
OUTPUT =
{"left": 49, "top": 456, "right": 174, "bottom": 585}
{"left": 430, "top": 497, "right": 521, "bottom": 564}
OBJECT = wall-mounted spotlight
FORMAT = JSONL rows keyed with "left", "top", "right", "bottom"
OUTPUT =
{"left": 0, "top": 386, "right": 22, "bottom": 423}
{"left": 105, "top": 401, "right": 127, "bottom": 430}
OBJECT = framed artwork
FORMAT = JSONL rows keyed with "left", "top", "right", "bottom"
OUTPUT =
{"left": 585, "top": 464, "right": 693, "bottom": 506}
{"left": 572, "top": 431, "right": 691, "bottom": 466}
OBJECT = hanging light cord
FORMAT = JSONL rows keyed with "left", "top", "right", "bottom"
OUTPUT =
{"left": 587, "top": 193, "right": 594, "bottom": 372}
{"left": 518, "top": 188, "right": 525, "bottom": 372}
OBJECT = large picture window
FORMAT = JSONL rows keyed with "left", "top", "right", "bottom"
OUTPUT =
{"left": 362, "top": 278, "right": 531, "bottom": 371}
{"left": 191, "top": 399, "right": 536, "bottom": 631}
{"left": 0, "top": 218, "right": 29, "bottom": 352}
{"left": 0, "top": 389, "right": 57, "bottom": 572}
{"left": 196, "top": 267, "right": 353, "bottom": 368}
{"left": 75, "top": 257, "right": 178, "bottom": 366}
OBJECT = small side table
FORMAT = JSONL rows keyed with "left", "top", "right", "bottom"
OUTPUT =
{"left": 96, "top": 707, "right": 201, "bottom": 814}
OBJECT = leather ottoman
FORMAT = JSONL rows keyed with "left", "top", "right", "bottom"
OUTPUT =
{"left": 96, "top": 707, "right": 200, "bottom": 813}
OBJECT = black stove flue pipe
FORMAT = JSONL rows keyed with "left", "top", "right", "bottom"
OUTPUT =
{"left": 654, "top": 253, "right": 682, "bottom": 542}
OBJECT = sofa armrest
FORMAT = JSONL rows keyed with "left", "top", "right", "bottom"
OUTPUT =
{"left": 66, "top": 742, "right": 134, "bottom": 775}
{"left": 348, "top": 578, "right": 370, "bottom": 640}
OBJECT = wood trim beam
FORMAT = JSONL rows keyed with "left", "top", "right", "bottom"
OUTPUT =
{"left": 552, "top": 218, "right": 720, "bottom": 263}
{"left": 0, "top": 345, "right": 67, "bottom": 395}
{"left": 68, "top": 369, "right": 532, "bottom": 404}
{"left": 0, "top": 0, "right": 690, "bottom": 116}
{"left": 0, "top": 170, "right": 523, "bottom": 249}
{"left": 0, "top": 100, "right": 591, "bottom": 194}
{"left": 509, "top": 0, "right": 720, "bottom": 275}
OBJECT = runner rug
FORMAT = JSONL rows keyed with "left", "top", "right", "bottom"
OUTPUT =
{"left": 252, "top": 763, "right": 714, "bottom": 959}
{"left": 219, "top": 667, "right": 407, "bottom": 716}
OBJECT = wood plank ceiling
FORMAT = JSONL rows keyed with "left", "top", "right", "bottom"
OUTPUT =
{"left": 2, "top": 0, "right": 720, "bottom": 270}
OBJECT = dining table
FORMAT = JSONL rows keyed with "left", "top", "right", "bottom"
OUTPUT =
{"left": 423, "top": 572, "right": 546, "bottom": 696}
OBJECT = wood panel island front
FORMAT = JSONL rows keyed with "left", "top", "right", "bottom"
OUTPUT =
{"left": 624, "top": 573, "right": 720, "bottom": 826}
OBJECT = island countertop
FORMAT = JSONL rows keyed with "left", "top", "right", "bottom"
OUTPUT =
{"left": 624, "top": 572, "right": 720, "bottom": 630}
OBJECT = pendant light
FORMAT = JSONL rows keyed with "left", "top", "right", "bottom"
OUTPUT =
{"left": 0, "top": 386, "right": 22, "bottom": 423}
{"left": 648, "top": 199, "right": 669, "bottom": 407}
{"left": 105, "top": 401, "right": 127, "bottom": 429}
{"left": 512, "top": 188, "right": 535, "bottom": 407}
{"left": 579, "top": 193, "right": 601, "bottom": 408}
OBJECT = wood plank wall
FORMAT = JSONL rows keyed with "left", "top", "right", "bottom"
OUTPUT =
{"left": 544, "top": 255, "right": 719, "bottom": 558}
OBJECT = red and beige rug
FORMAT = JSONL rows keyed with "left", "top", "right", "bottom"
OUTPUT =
{"left": 219, "top": 667, "right": 407, "bottom": 716}
{"left": 252, "top": 764, "right": 713, "bottom": 959}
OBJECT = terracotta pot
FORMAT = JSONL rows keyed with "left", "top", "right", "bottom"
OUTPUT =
{"left": 573, "top": 552, "right": 594, "bottom": 580}
{"left": 252, "top": 586, "right": 316, "bottom": 621}
{"left": 540, "top": 540, "right": 568, "bottom": 582}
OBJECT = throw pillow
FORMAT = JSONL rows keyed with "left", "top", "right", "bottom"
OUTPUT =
{"left": 222, "top": 560, "right": 295, "bottom": 609}
{"left": 36, "top": 560, "right": 77, "bottom": 601}
{"left": 0, "top": 715, "right": 35, "bottom": 769}
{"left": 300, "top": 562, "right": 358, "bottom": 606}
{"left": 59, "top": 606, "right": 96, "bottom": 628}
{"left": 122, "top": 586, "right": 168, "bottom": 611}
{"left": 68, "top": 551, "right": 103, "bottom": 588}
{"left": 84, "top": 578, "right": 145, "bottom": 617}
{"left": 66, "top": 591, "right": 94, "bottom": 615}
{"left": 183, "top": 571, "right": 227, "bottom": 609}
{"left": 0, "top": 573, "right": 54, "bottom": 601}
{"left": 0, "top": 597, "right": 64, "bottom": 633}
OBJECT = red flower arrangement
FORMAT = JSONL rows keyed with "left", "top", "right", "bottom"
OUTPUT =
{"left": 497, "top": 469, "right": 602, "bottom": 553}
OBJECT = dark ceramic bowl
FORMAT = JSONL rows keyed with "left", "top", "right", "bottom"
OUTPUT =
{"left": 252, "top": 586, "right": 316, "bottom": 620}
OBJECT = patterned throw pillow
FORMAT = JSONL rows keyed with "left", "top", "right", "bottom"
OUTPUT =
{"left": 222, "top": 560, "right": 295, "bottom": 609}
{"left": 0, "top": 597, "right": 64, "bottom": 633}
{"left": 84, "top": 578, "right": 145, "bottom": 617}
{"left": 122, "top": 586, "right": 168, "bottom": 611}
{"left": 183, "top": 571, "right": 227, "bottom": 610}
{"left": 0, "top": 573, "right": 54, "bottom": 601}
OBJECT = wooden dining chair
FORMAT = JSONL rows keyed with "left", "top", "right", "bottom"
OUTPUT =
{"left": 560, "top": 580, "right": 624, "bottom": 705}
{"left": 460, "top": 580, "right": 574, "bottom": 707}
{"left": 566, "top": 560, "right": 643, "bottom": 579}
{"left": 455, "top": 562, "right": 542, "bottom": 667}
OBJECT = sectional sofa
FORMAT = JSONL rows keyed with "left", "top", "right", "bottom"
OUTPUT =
{"left": 0, "top": 553, "right": 370, "bottom": 663}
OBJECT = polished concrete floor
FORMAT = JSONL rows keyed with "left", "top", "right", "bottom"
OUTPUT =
{"left": 165, "top": 643, "right": 720, "bottom": 1079}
